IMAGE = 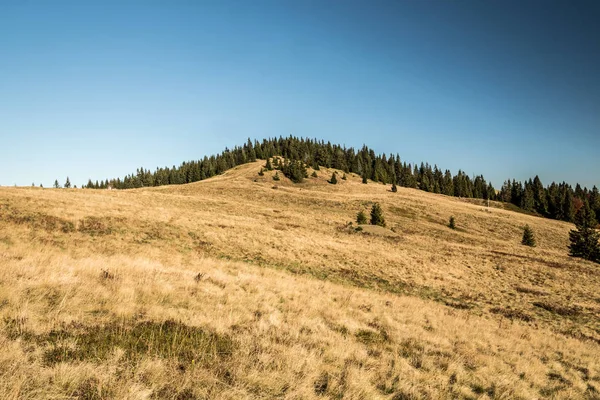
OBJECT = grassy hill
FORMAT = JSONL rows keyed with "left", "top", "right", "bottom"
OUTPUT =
{"left": 0, "top": 160, "right": 599, "bottom": 399}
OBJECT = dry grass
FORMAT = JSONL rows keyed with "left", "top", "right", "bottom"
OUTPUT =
{"left": 0, "top": 160, "right": 599, "bottom": 399}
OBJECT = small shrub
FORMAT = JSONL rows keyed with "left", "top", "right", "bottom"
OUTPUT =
{"left": 342, "top": 173, "right": 347, "bottom": 180}
{"left": 522, "top": 225, "right": 536, "bottom": 247}
{"left": 356, "top": 210, "right": 367, "bottom": 225}
{"left": 258, "top": 168, "right": 264, "bottom": 176}
{"left": 448, "top": 216, "right": 456, "bottom": 230}
{"left": 391, "top": 183, "right": 397, "bottom": 192}
{"left": 311, "top": 171, "right": 318, "bottom": 178}
{"left": 272, "top": 172, "right": 280, "bottom": 181}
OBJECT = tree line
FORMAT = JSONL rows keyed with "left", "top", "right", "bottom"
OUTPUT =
{"left": 79, "top": 135, "right": 599, "bottom": 224}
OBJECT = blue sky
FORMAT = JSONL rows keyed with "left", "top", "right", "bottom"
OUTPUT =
{"left": 1, "top": 0, "right": 598, "bottom": 188}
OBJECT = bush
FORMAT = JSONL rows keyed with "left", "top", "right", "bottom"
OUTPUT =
{"left": 258, "top": 168, "right": 264, "bottom": 176}
{"left": 391, "top": 183, "right": 397, "bottom": 192}
{"left": 521, "top": 225, "right": 536, "bottom": 247}
{"left": 370, "top": 203, "right": 385, "bottom": 227}
{"left": 272, "top": 172, "right": 280, "bottom": 181}
{"left": 356, "top": 210, "right": 367, "bottom": 225}
{"left": 448, "top": 216, "right": 456, "bottom": 230}
{"left": 311, "top": 171, "right": 318, "bottom": 178}
{"left": 342, "top": 173, "right": 347, "bottom": 180}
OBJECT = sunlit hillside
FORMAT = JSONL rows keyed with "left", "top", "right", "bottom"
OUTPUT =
{"left": 1, "top": 160, "right": 599, "bottom": 399}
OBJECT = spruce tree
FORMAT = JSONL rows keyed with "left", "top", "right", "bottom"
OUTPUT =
{"left": 568, "top": 202, "right": 600, "bottom": 262}
{"left": 329, "top": 172, "right": 337, "bottom": 184}
{"left": 265, "top": 158, "right": 273, "bottom": 171}
{"left": 448, "top": 216, "right": 456, "bottom": 230}
{"left": 54, "top": 179, "right": 60, "bottom": 189}
{"left": 391, "top": 183, "right": 397, "bottom": 192}
{"left": 311, "top": 171, "right": 318, "bottom": 178}
{"left": 273, "top": 172, "right": 280, "bottom": 181}
{"left": 370, "top": 203, "right": 386, "bottom": 227}
{"left": 521, "top": 225, "right": 536, "bottom": 247}
{"left": 362, "top": 173, "right": 368, "bottom": 184}
{"left": 356, "top": 210, "right": 367, "bottom": 225}
{"left": 64, "top": 177, "right": 71, "bottom": 189}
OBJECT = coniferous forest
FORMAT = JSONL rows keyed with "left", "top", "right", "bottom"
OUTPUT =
{"left": 80, "top": 136, "right": 600, "bottom": 225}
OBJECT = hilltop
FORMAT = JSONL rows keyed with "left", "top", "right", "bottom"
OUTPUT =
{"left": 1, "top": 160, "right": 599, "bottom": 399}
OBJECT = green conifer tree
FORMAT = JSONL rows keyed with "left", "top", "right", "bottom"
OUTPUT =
{"left": 329, "top": 172, "right": 337, "bottom": 184}
{"left": 64, "top": 177, "right": 71, "bottom": 189}
{"left": 265, "top": 158, "right": 273, "bottom": 171}
{"left": 448, "top": 216, "right": 456, "bottom": 230}
{"left": 569, "top": 202, "right": 600, "bottom": 262}
{"left": 342, "top": 173, "right": 347, "bottom": 180}
{"left": 356, "top": 210, "right": 367, "bottom": 225}
{"left": 258, "top": 168, "right": 264, "bottom": 176}
{"left": 362, "top": 173, "right": 368, "bottom": 184}
{"left": 521, "top": 225, "right": 536, "bottom": 247}
{"left": 311, "top": 171, "right": 318, "bottom": 178}
{"left": 391, "top": 183, "right": 397, "bottom": 192}
{"left": 54, "top": 179, "right": 60, "bottom": 189}
{"left": 273, "top": 172, "right": 280, "bottom": 181}
{"left": 370, "top": 203, "right": 385, "bottom": 227}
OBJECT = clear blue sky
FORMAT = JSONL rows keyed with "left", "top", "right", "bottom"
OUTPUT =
{"left": 1, "top": 0, "right": 599, "bottom": 188}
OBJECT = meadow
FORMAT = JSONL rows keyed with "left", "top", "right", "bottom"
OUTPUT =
{"left": 0, "top": 160, "right": 599, "bottom": 399}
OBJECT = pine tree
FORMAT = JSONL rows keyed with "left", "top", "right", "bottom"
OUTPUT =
{"left": 370, "top": 203, "right": 386, "bottom": 227}
{"left": 329, "top": 172, "right": 337, "bottom": 184}
{"left": 64, "top": 177, "right": 71, "bottom": 189}
{"left": 54, "top": 179, "right": 60, "bottom": 189}
{"left": 265, "top": 158, "right": 273, "bottom": 171}
{"left": 362, "top": 173, "right": 368, "bottom": 184}
{"left": 568, "top": 202, "right": 600, "bottom": 262}
{"left": 448, "top": 216, "right": 456, "bottom": 230}
{"left": 391, "top": 183, "right": 397, "bottom": 192}
{"left": 356, "top": 210, "right": 367, "bottom": 225}
{"left": 273, "top": 172, "right": 280, "bottom": 181}
{"left": 521, "top": 225, "right": 536, "bottom": 247}
{"left": 342, "top": 173, "right": 347, "bottom": 180}
{"left": 311, "top": 171, "right": 318, "bottom": 178}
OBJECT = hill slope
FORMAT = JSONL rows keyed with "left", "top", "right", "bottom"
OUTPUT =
{"left": 0, "top": 160, "right": 599, "bottom": 399}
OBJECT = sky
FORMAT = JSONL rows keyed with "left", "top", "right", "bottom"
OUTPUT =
{"left": 1, "top": 0, "right": 599, "bottom": 188}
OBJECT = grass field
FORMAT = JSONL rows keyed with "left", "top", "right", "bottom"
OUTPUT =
{"left": 1, "top": 160, "right": 599, "bottom": 399}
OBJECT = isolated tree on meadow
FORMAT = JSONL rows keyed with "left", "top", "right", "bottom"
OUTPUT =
{"left": 568, "top": 202, "right": 600, "bottom": 262}
{"left": 391, "top": 183, "right": 397, "bottom": 192}
{"left": 329, "top": 172, "right": 337, "bottom": 184}
{"left": 272, "top": 172, "right": 280, "bottom": 181}
{"left": 356, "top": 210, "right": 367, "bottom": 225}
{"left": 311, "top": 171, "right": 318, "bottom": 178}
{"left": 522, "top": 225, "right": 536, "bottom": 247}
{"left": 448, "top": 216, "right": 456, "bottom": 230}
{"left": 342, "top": 173, "right": 347, "bottom": 180}
{"left": 370, "top": 203, "right": 386, "bottom": 227}
{"left": 64, "top": 177, "right": 71, "bottom": 189}
{"left": 54, "top": 179, "right": 60, "bottom": 189}
{"left": 258, "top": 168, "right": 264, "bottom": 176}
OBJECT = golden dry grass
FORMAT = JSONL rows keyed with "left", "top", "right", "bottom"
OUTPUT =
{"left": 0, "top": 160, "right": 599, "bottom": 399}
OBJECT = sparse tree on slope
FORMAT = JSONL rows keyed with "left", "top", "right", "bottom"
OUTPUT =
{"left": 370, "top": 203, "right": 385, "bottom": 227}
{"left": 391, "top": 183, "right": 397, "bottom": 192}
{"left": 329, "top": 172, "right": 337, "bottom": 184}
{"left": 522, "top": 225, "right": 536, "bottom": 247}
{"left": 569, "top": 202, "right": 600, "bottom": 262}
{"left": 356, "top": 210, "right": 367, "bottom": 225}
{"left": 64, "top": 177, "right": 71, "bottom": 189}
{"left": 448, "top": 216, "right": 456, "bottom": 230}
{"left": 54, "top": 179, "right": 60, "bottom": 189}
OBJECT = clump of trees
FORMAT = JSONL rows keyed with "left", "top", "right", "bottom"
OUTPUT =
{"left": 280, "top": 160, "right": 308, "bottom": 183}
{"left": 569, "top": 203, "right": 599, "bottom": 263}
{"left": 521, "top": 225, "right": 536, "bottom": 247}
